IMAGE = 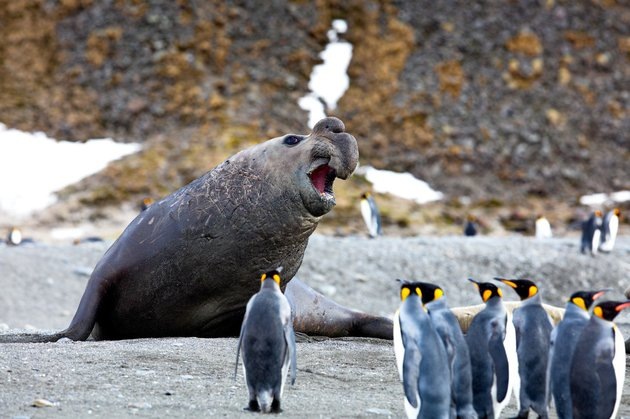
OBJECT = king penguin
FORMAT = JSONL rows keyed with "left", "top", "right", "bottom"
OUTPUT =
{"left": 495, "top": 277, "right": 553, "bottom": 419}
{"left": 580, "top": 210, "right": 602, "bottom": 255}
{"left": 570, "top": 300, "right": 630, "bottom": 419}
{"left": 235, "top": 268, "right": 297, "bottom": 413}
{"left": 393, "top": 280, "right": 451, "bottom": 419}
{"left": 598, "top": 208, "right": 620, "bottom": 253}
{"left": 6, "top": 226, "right": 23, "bottom": 246}
{"left": 464, "top": 215, "right": 478, "bottom": 237}
{"left": 466, "top": 278, "right": 518, "bottom": 419}
{"left": 360, "top": 192, "right": 382, "bottom": 238}
{"left": 535, "top": 215, "right": 552, "bottom": 239}
{"left": 415, "top": 281, "right": 478, "bottom": 419}
{"left": 548, "top": 289, "right": 608, "bottom": 419}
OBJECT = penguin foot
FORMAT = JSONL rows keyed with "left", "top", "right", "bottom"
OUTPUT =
{"left": 245, "top": 400, "right": 260, "bottom": 412}
{"left": 270, "top": 399, "right": 282, "bottom": 413}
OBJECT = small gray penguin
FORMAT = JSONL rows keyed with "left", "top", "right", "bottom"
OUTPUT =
{"left": 235, "top": 268, "right": 297, "bottom": 413}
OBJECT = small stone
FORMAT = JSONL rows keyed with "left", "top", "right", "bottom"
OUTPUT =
{"left": 128, "top": 402, "right": 152, "bottom": 409}
{"left": 32, "top": 398, "right": 55, "bottom": 408}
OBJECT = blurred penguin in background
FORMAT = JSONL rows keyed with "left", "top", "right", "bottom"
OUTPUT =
{"left": 140, "top": 197, "right": 154, "bottom": 211}
{"left": 535, "top": 215, "right": 552, "bottom": 239}
{"left": 464, "top": 215, "right": 478, "bottom": 237}
{"left": 5, "top": 227, "right": 35, "bottom": 246}
{"left": 570, "top": 300, "right": 630, "bottom": 419}
{"left": 580, "top": 210, "right": 602, "bottom": 255}
{"left": 599, "top": 208, "right": 620, "bottom": 253}
{"left": 360, "top": 192, "right": 382, "bottom": 238}
{"left": 6, "top": 226, "right": 23, "bottom": 246}
{"left": 548, "top": 289, "right": 608, "bottom": 419}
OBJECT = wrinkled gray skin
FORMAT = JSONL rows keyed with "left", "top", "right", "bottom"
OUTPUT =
{"left": 0, "top": 117, "right": 393, "bottom": 342}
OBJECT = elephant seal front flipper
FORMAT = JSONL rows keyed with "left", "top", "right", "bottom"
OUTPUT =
{"left": 285, "top": 278, "right": 393, "bottom": 339}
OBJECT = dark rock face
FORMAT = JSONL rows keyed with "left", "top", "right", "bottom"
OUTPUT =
{"left": 336, "top": 1, "right": 628, "bottom": 201}
{"left": 0, "top": 1, "right": 627, "bottom": 224}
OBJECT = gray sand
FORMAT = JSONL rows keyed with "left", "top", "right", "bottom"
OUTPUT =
{"left": 1, "top": 235, "right": 629, "bottom": 418}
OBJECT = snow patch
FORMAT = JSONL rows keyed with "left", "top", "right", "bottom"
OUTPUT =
{"left": 0, "top": 123, "right": 141, "bottom": 218}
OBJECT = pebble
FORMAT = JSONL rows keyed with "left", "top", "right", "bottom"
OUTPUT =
{"left": 32, "top": 398, "right": 55, "bottom": 408}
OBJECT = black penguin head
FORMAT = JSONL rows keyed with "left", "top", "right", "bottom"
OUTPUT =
{"left": 397, "top": 279, "right": 421, "bottom": 302}
{"left": 410, "top": 281, "right": 444, "bottom": 305}
{"left": 613, "top": 208, "right": 620, "bottom": 217}
{"left": 568, "top": 289, "right": 609, "bottom": 311}
{"left": 361, "top": 192, "right": 370, "bottom": 200}
{"left": 468, "top": 278, "right": 502, "bottom": 303}
{"left": 592, "top": 300, "right": 630, "bottom": 322}
{"left": 494, "top": 277, "right": 538, "bottom": 301}
{"left": 260, "top": 267, "right": 283, "bottom": 286}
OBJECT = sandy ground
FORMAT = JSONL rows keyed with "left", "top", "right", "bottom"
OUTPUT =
{"left": 0, "top": 234, "right": 629, "bottom": 418}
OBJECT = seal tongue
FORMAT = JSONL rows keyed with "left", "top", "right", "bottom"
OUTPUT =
{"left": 310, "top": 165, "right": 332, "bottom": 194}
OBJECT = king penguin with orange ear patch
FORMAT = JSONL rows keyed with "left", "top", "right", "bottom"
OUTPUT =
{"left": 495, "top": 277, "right": 553, "bottom": 419}
{"left": 570, "top": 300, "right": 630, "bottom": 419}
{"left": 466, "top": 279, "right": 518, "bottom": 419}
{"left": 414, "top": 281, "right": 477, "bottom": 419}
{"left": 548, "top": 289, "right": 608, "bottom": 419}
{"left": 235, "top": 268, "right": 297, "bottom": 413}
{"left": 393, "top": 280, "right": 451, "bottom": 419}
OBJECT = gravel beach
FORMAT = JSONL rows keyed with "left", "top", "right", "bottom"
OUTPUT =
{"left": 1, "top": 234, "right": 628, "bottom": 418}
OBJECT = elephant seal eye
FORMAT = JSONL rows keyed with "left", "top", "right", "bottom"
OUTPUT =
{"left": 283, "top": 135, "right": 303, "bottom": 146}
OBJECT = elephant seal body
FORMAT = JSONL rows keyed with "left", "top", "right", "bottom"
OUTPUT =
{"left": 1, "top": 117, "right": 392, "bottom": 342}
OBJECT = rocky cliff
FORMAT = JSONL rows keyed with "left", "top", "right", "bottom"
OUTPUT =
{"left": 1, "top": 0, "right": 627, "bottom": 235}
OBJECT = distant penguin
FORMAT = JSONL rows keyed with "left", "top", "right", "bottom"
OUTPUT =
{"left": 393, "top": 280, "right": 451, "bottom": 419}
{"left": 6, "top": 227, "right": 22, "bottom": 246}
{"left": 535, "top": 215, "right": 552, "bottom": 239}
{"left": 495, "top": 277, "right": 553, "bottom": 419}
{"left": 235, "top": 268, "right": 297, "bottom": 413}
{"left": 360, "top": 192, "right": 382, "bottom": 238}
{"left": 580, "top": 210, "right": 602, "bottom": 255}
{"left": 599, "top": 208, "right": 620, "bottom": 253}
{"left": 73, "top": 236, "right": 105, "bottom": 245}
{"left": 415, "top": 281, "right": 477, "bottom": 419}
{"left": 570, "top": 300, "right": 630, "bottom": 419}
{"left": 140, "top": 197, "right": 154, "bottom": 211}
{"left": 464, "top": 215, "right": 478, "bottom": 237}
{"left": 548, "top": 289, "right": 608, "bottom": 419}
{"left": 466, "top": 278, "right": 518, "bottom": 419}
{"left": 5, "top": 227, "right": 34, "bottom": 246}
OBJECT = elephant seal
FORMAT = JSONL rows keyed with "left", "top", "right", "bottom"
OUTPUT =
{"left": 0, "top": 117, "right": 392, "bottom": 342}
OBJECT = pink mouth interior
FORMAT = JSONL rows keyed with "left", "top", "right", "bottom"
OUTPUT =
{"left": 309, "top": 165, "right": 331, "bottom": 194}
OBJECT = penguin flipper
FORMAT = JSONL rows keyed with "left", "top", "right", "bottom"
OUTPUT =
{"left": 234, "top": 319, "right": 246, "bottom": 380}
{"left": 595, "top": 346, "right": 617, "bottom": 419}
{"left": 488, "top": 326, "right": 510, "bottom": 403}
{"left": 284, "top": 322, "right": 297, "bottom": 385}
{"left": 402, "top": 341, "right": 422, "bottom": 409}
